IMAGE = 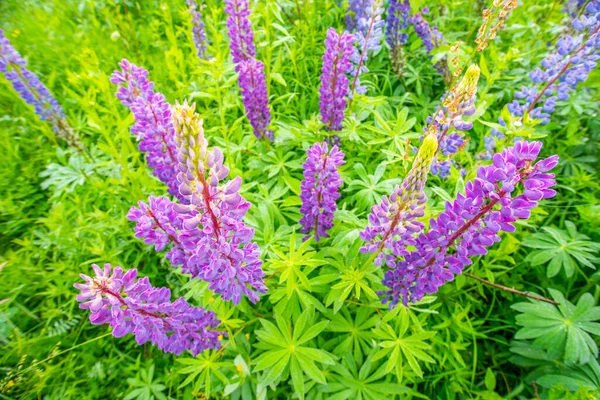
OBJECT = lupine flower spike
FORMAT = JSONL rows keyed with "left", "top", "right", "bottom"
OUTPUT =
{"left": 386, "top": 0, "right": 411, "bottom": 77}
{"left": 299, "top": 142, "right": 345, "bottom": 241}
{"left": 360, "top": 134, "right": 438, "bottom": 266}
{"left": 127, "top": 102, "right": 267, "bottom": 304}
{"left": 382, "top": 141, "right": 559, "bottom": 307}
{"left": 237, "top": 58, "right": 273, "bottom": 141}
{"left": 111, "top": 59, "right": 181, "bottom": 200}
{"left": 319, "top": 28, "right": 355, "bottom": 131}
{"left": 426, "top": 64, "right": 481, "bottom": 177}
{"left": 475, "top": 0, "right": 518, "bottom": 52}
{"left": 0, "top": 29, "right": 82, "bottom": 150}
{"left": 349, "top": 0, "right": 385, "bottom": 96}
{"left": 186, "top": 0, "right": 210, "bottom": 59}
{"left": 224, "top": 0, "right": 256, "bottom": 67}
{"left": 75, "top": 264, "right": 221, "bottom": 356}
{"left": 346, "top": 0, "right": 370, "bottom": 33}
{"left": 408, "top": 10, "right": 451, "bottom": 82}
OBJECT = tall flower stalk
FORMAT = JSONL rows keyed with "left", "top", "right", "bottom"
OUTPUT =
{"left": 386, "top": 0, "right": 411, "bottom": 77}
{"left": 299, "top": 142, "right": 345, "bottom": 242}
{"left": 186, "top": 0, "right": 209, "bottom": 60}
{"left": 475, "top": 0, "right": 518, "bottom": 52}
{"left": 382, "top": 141, "right": 558, "bottom": 307}
{"left": 224, "top": 0, "right": 256, "bottom": 67}
{"left": 111, "top": 59, "right": 181, "bottom": 200}
{"left": 224, "top": 0, "right": 273, "bottom": 141}
{"left": 360, "top": 134, "right": 438, "bottom": 266}
{"left": 75, "top": 264, "right": 221, "bottom": 355}
{"left": 349, "top": 0, "right": 385, "bottom": 96}
{"left": 0, "top": 29, "right": 82, "bottom": 150}
{"left": 237, "top": 58, "right": 273, "bottom": 141}
{"left": 319, "top": 28, "right": 355, "bottom": 131}
{"left": 127, "top": 102, "right": 267, "bottom": 304}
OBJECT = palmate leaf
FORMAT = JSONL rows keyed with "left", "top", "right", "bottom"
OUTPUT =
{"left": 537, "top": 357, "right": 600, "bottom": 392}
{"left": 318, "top": 350, "right": 411, "bottom": 400}
{"left": 343, "top": 163, "right": 401, "bottom": 210}
{"left": 522, "top": 221, "right": 600, "bottom": 278}
{"left": 253, "top": 308, "right": 336, "bottom": 400}
{"left": 371, "top": 308, "right": 436, "bottom": 382}
{"left": 511, "top": 289, "right": 600, "bottom": 365}
{"left": 323, "top": 307, "right": 378, "bottom": 363}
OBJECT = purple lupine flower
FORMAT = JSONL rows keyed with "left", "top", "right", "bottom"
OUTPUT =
{"left": 360, "top": 134, "right": 437, "bottom": 266}
{"left": 506, "top": 1, "right": 600, "bottom": 124}
{"left": 75, "top": 263, "right": 221, "bottom": 356}
{"left": 172, "top": 103, "right": 266, "bottom": 303}
{"left": 386, "top": 0, "right": 411, "bottom": 76}
{"left": 237, "top": 58, "right": 273, "bottom": 141}
{"left": 0, "top": 29, "right": 82, "bottom": 150}
{"left": 299, "top": 142, "right": 345, "bottom": 242}
{"left": 346, "top": 0, "right": 370, "bottom": 33}
{"left": 408, "top": 10, "right": 451, "bottom": 81}
{"left": 382, "top": 141, "right": 559, "bottom": 307}
{"left": 319, "top": 28, "right": 355, "bottom": 131}
{"left": 186, "top": 0, "right": 209, "bottom": 59}
{"left": 111, "top": 59, "right": 181, "bottom": 200}
{"left": 349, "top": 0, "right": 385, "bottom": 95}
{"left": 224, "top": 0, "right": 256, "bottom": 67}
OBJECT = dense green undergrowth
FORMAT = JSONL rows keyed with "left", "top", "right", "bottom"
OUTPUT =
{"left": 1, "top": 0, "right": 599, "bottom": 399}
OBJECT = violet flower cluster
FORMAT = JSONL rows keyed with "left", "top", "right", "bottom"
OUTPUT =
{"left": 346, "top": 0, "right": 370, "bottom": 33}
{"left": 186, "top": 0, "right": 209, "bottom": 60}
{"left": 426, "top": 65, "right": 480, "bottom": 177}
{"left": 319, "top": 28, "right": 355, "bottom": 131}
{"left": 224, "top": 0, "right": 255, "bottom": 66}
{"left": 360, "top": 134, "right": 438, "bottom": 266}
{"left": 507, "top": 1, "right": 600, "bottom": 124}
{"left": 127, "top": 102, "right": 267, "bottom": 304}
{"left": 111, "top": 59, "right": 181, "bottom": 200}
{"left": 349, "top": 0, "right": 385, "bottom": 95}
{"left": 386, "top": 0, "right": 411, "bottom": 76}
{"left": 0, "top": 29, "right": 82, "bottom": 150}
{"left": 408, "top": 9, "right": 451, "bottom": 81}
{"left": 382, "top": 141, "right": 559, "bottom": 307}
{"left": 75, "top": 264, "right": 221, "bottom": 356}
{"left": 237, "top": 58, "right": 273, "bottom": 141}
{"left": 299, "top": 142, "right": 345, "bottom": 242}
{"left": 224, "top": 0, "right": 272, "bottom": 141}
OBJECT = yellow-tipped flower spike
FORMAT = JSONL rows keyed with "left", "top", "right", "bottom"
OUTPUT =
{"left": 444, "top": 64, "right": 481, "bottom": 114}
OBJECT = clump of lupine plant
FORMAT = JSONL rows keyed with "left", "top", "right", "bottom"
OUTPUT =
{"left": 475, "top": 0, "right": 518, "bottom": 52}
{"left": 186, "top": 0, "right": 209, "bottom": 59}
{"left": 319, "top": 28, "right": 355, "bottom": 131}
{"left": 482, "top": 0, "right": 600, "bottom": 156}
{"left": 0, "top": 29, "right": 82, "bottom": 150}
{"left": 426, "top": 64, "right": 481, "bottom": 177}
{"left": 224, "top": 0, "right": 272, "bottom": 141}
{"left": 382, "top": 141, "right": 559, "bottom": 306}
{"left": 385, "top": 0, "right": 411, "bottom": 76}
{"left": 74, "top": 264, "right": 221, "bottom": 355}
{"left": 127, "top": 102, "right": 267, "bottom": 305}
{"left": 111, "top": 59, "right": 181, "bottom": 200}
{"left": 408, "top": 9, "right": 451, "bottom": 82}
{"left": 349, "top": 0, "right": 384, "bottom": 95}
{"left": 507, "top": 1, "right": 600, "bottom": 124}
{"left": 299, "top": 141, "right": 345, "bottom": 242}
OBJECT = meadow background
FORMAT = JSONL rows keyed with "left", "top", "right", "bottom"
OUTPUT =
{"left": 1, "top": 0, "right": 600, "bottom": 398}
